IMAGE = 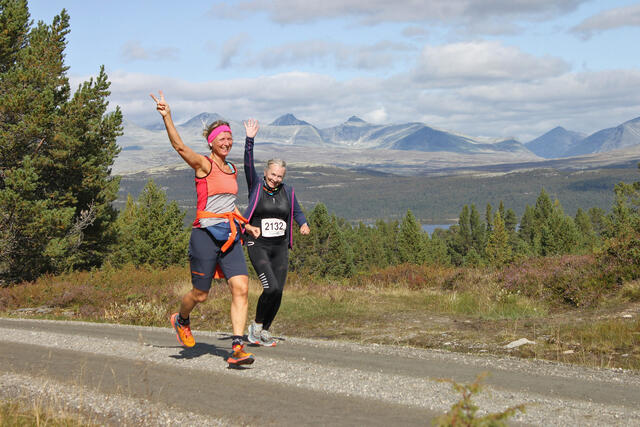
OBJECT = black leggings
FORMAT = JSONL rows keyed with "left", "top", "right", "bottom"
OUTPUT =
{"left": 247, "top": 240, "right": 289, "bottom": 330}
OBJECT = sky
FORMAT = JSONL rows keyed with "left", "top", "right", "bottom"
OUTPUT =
{"left": 26, "top": 0, "right": 640, "bottom": 142}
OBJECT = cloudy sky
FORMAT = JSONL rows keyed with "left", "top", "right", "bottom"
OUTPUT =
{"left": 28, "top": 0, "right": 640, "bottom": 141}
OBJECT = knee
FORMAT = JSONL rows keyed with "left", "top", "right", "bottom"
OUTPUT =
{"left": 229, "top": 276, "right": 249, "bottom": 298}
{"left": 190, "top": 289, "right": 209, "bottom": 303}
{"left": 262, "top": 286, "right": 282, "bottom": 299}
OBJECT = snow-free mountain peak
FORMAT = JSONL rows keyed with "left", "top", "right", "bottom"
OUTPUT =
{"left": 346, "top": 116, "right": 366, "bottom": 124}
{"left": 525, "top": 126, "right": 585, "bottom": 159}
{"left": 270, "top": 113, "right": 311, "bottom": 126}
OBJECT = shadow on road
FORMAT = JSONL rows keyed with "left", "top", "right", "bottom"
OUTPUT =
{"left": 168, "top": 342, "right": 230, "bottom": 361}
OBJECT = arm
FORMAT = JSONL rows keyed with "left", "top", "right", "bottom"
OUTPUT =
{"left": 234, "top": 205, "right": 260, "bottom": 238}
{"left": 151, "top": 91, "right": 209, "bottom": 175}
{"left": 292, "top": 192, "right": 310, "bottom": 235}
{"left": 243, "top": 119, "right": 260, "bottom": 190}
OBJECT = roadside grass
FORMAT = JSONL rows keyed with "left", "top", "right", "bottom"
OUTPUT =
{"left": 1, "top": 260, "right": 639, "bottom": 370}
{"left": 0, "top": 399, "right": 91, "bottom": 426}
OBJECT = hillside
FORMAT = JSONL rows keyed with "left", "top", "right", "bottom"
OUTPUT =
{"left": 116, "top": 157, "right": 640, "bottom": 225}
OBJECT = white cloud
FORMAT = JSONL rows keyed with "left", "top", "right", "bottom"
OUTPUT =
{"left": 101, "top": 64, "right": 640, "bottom": 143}
{"left": 120, "top": 41, "right": 180, "bottom": 62}
{"left": 252, "top": 39, "right": 413, "bottom": 70}
{"left": 219, "top": 34, "right": 250, "bottom": 68}
{"left": 223, "top": 0, "right": 586, "bottom": 31}
{"left": 402, "top": 25, "right": 429, "bottom": 38}
{"left": 363, "top": 107, "right": 389, "bottom": 124}
{"left": 571, "top": 3, "right": 640, "bottom": 39}
{"left": 413, "top": 40, "right": 569, "bottom": 84}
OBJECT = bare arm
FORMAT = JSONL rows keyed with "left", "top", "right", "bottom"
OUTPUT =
{"left": 150, "top": 91, "right": 209, "bottom": 175}
{"left": 235, "top": 205, "right": 260, "bottom": 238}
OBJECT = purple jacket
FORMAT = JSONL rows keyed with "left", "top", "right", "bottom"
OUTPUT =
{"left": 243, "top": 137, "right": 307, "bottom": 248}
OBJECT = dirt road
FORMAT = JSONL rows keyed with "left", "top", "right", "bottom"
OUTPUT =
{"left": 1, "top": 317, "right": 639, "bottom": 425}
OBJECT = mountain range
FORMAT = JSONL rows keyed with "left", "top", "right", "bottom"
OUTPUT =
{"left": 113, "top": 113, "right": 640, "bottom": 176}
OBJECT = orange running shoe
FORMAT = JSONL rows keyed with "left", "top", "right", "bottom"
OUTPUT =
{"left": 227, "top": 343, "right": 255, "bottom": 366}
{"left": 170, "top": 313, "right": 195, "bottom": 347}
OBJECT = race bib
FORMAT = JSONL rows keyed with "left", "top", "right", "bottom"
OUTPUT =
{"left": 261, "top": 218, "right": 286, "bottom": 237}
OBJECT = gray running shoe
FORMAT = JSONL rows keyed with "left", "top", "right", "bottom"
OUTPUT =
{"left": 260, "top": 329, "right": 277, "bottom": 347}
{"left": 246, "top": 322, "right": 262, "bottom": 345}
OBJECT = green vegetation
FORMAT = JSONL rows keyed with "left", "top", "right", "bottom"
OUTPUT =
{"left": 0, "top": 0, "right": 122, "bottom": 284}
{"left": 108, "top": 180, "right": 189, "bottom": 268}
{"left": 1, "top": 0, "right": 640, "bottom": 375}
{"left": 117, "top": 161, "right": 639, "bottom": 226}
{"left": 433, "top": 373, "right": 525, "bottom": 427}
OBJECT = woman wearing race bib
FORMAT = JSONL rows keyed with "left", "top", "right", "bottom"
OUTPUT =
{"left": 150, "top": 91, "right": 261, "bottom": 367}
{"left": 243, "top": 119, "right": 310, "bottom": 346}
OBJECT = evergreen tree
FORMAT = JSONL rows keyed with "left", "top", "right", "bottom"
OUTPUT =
{"left": 469, "top": 204, "right": 486, "bottom": 256}
{"left": 539, "top": 200, "right": 579, "bottom": 256}
{"left": 504, "top": 208, "right": 517, "bottom": 233}
{"left": 425, "top": 233, "right": 451, "bottom": 266}
{"left": 600, "top": 167, "right": 640, "bottom": 267}
{"left": 110, "top": 180, "right": 188, "bottom": 267}
{"left": 485, "top": 203, "right": 494, "bottom": 234}
{"left": 588, "top": 207, "right": 609, "bottom": 237}
{"left": 0, "top": 2, "right": 122, "bottom": 282}
{"left": 485, "top": 211, "right": 511, "bottom": 266}
{"left": 518, "top": 205, "right": 535, "bottom": 245}
{"left": 451, "top": 205, "right": 472, "bottom": 264}
{"left": 290, "top": 203, "right": 353, "bottom": 277}
{"left": 398, "top": 209, "right": 425, "bottom": 264}
{"left": 375, "top": 218, "right": 400, "bottom": 266}
{"left": 533, "top": 188, "right": 553, "bottom": 227}
{"left": 575, "top": 208, "right": 597, "bottom": 251}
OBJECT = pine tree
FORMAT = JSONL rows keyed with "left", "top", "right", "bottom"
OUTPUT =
{"left": 469, "top": 204, "right": 486, "bottom": 256}
{"left": 575, "top": 208, "right": 597, "bottom": 252}
{"left": 485, "top": 211, "right": 511, "bottom": 266}
{"left": 485, "top": 203, "right": 494, "bottom": 234}
{"left": 518, "top": 205, "right": 535, "bottom": 245}
{"left": 398, "top": 209, "right": 426, "bottom": 264}
{"left": 533, "top": 188, "right": 553, "bottom": 227}
{"left": 451, "top": 205, "right": 472, "bottom": 263}
{"left": 0, "top": 2, "right": 122, "bottom": 282}
{"left": 539, "top": 200, "right": 579, "bottom": 256}
{"left": 290, "top": 203, "right": 353, "bottom": 278}
{"left": 504, "top": 208, "right": 518, "bottom": 233}
{"left": 110, "top": 180, "right": 188, "bottom": 267}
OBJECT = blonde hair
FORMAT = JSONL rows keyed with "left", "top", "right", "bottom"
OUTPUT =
{"left": 203, "top": 120, "right": 230, "bottom": 148}
{"left": 264, "top": 159, "right": 287, "bottom": 175}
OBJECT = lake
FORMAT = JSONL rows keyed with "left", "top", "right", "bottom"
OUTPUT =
{"left": 421, "top": 224, "right": 453, "bottom": 235}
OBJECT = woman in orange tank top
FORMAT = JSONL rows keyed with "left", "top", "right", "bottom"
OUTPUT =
{"left": 151, "top": 91, "right": 260, "bottom": 367}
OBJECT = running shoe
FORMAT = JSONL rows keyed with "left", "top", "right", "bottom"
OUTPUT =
{"left": 246, "top": 322, "right": 262, "bottom": 345}
{"left": 170, "top": 313, "right": 195, "bottom": 347}
{"left": 260, "top": 329, "right": 277, "bottom": 347}
{"left": 227, "top": 343, "right": 255, "bottom": 366}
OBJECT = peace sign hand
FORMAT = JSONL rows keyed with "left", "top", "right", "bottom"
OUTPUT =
{"left": 150, "top": 90, "right": 171, "bottom": 117}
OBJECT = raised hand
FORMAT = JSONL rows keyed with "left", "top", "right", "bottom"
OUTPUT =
{"left": 243, "top": 118, "right": 259, "bottom": 139}
{"left": 150, "top": 90, "right": 170, "bottom": 117}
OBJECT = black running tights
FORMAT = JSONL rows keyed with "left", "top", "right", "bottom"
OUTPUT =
{"left": 247, "top": 241, "right": 289, "bottom": 330}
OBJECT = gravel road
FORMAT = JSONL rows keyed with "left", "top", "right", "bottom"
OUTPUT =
{"left": 1, "top": 317, "right": 639, "bottom": 426}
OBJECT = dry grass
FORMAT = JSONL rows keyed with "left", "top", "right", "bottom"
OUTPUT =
{"left": 0, "top": 399, "right": 93, "bottom": 427}
{"left": 1, "top": 262, "right": 639, "bottom": 371}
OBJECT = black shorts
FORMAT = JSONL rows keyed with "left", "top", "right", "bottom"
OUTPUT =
{"left": 189, "top": 227, "right": 248, "bottom": 291}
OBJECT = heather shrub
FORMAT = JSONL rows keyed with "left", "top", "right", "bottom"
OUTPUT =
{"left": 353, "top": 264, "right": 454, "bottom": 290}
{"left": 500, "top": 255, "right": 619, "bottom": 307}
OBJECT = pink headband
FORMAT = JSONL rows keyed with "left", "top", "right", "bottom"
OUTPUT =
{"left": 207, "top": 125, "right": 232, "bottom": 144}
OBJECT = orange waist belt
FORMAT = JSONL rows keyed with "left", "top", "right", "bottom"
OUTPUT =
{"left": 196, "top": 210, "right": 249, "bottom": 280}
{"left": 196, "top": 210, "right": 248, "bottom": 252}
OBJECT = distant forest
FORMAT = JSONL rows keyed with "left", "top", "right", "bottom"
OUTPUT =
{"left": 117, "top": 159, "right": 639, "bottom": 225}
